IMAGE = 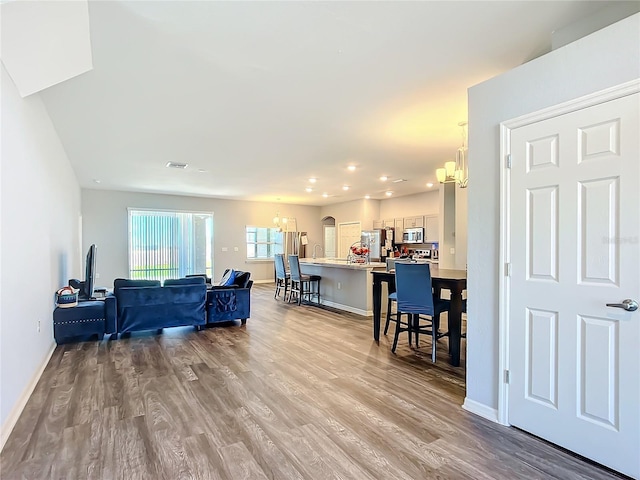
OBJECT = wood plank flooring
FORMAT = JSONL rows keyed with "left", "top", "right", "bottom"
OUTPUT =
{"left": 1, "top": 284, "right": 627, "bottom": 479}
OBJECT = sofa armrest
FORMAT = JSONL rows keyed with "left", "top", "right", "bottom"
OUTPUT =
{"left": 104, "top": 295, "right": 117, "bottom": 334}
{"left": 206, "top": 287, "right": 251, "bottom": 323}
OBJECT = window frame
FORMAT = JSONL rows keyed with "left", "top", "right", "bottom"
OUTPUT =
{"left": 127, "top": 207, "right": 214, "bottom": 281}
{"left": 245, "top": 225, "right": 282, "bottom": 261}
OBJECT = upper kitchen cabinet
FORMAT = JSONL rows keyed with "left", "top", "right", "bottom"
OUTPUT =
{"left": 425, "top": 215, "right": 439, "bottom": 243}
{"left": 403, "top": 216, "right": 424, "bottom": 229}
{"left": 374, "top": 218, "right": 405, "bottom": 231}
{"left": 382, "top": 218, "right": 395, "bottom": 228}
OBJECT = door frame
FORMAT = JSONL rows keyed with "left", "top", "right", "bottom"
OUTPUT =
{"left": 498, "top": 79, "right": 640, "bottom": 426}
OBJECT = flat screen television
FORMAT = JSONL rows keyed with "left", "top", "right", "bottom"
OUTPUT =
{"left": 71, "top": 244, "right": 97, "bottom": 300}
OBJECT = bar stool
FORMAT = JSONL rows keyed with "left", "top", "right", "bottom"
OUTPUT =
{"left": 288, "top": 255, "right": 321, "bottom": 305}
{"left": 274, "top": 254, "right": 290, "bottom": 300}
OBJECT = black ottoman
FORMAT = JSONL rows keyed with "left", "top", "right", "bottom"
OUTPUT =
{"left": 53, "top": 298, "right": 116, "bottom": 344}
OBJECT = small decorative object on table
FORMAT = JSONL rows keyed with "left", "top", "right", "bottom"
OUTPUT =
{"left": 349, "top": 242, "right": 370, "bottom": 264}
{"left": 56, "top": 286, "right": 79, "bottom": 308}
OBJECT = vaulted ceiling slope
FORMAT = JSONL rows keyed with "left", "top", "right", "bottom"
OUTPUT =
{"left": 37, "top": 1, "right": 618, "bottom": 205}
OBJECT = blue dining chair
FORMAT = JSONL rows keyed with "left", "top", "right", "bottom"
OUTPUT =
{"left": 392, "top": 262, "right": 450, "bottom": 362}
{"left": 274, "top": 254, "right": 290, "bottom": 300}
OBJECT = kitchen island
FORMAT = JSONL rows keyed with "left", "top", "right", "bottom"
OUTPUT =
{"left": 299, "top": 258, "right": 387, "bottom": 316}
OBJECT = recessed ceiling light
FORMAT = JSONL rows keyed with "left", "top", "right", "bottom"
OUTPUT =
{"left": 347, "top": 165, "right": 356, "bottom": 172}
{"left": 426, "top": 182, "right": 434, "bottom": 188}
{"left": 166, "top": 161, "right": 188, "bottom": 169}
{"left": 322, "top": 193, "right": 329, "bottom": 198}
{"left": 198, "top": 168, "right": 207, "bottom": 173}
{"left": 305, "top": 187, "right": 313, "bottom": 193}
{"left": 380, "top": 176, "right": 388, "bottom": 181}
{"left": 364, "top": 195, "right": 371, "bottom": 199}
{"left": 93, "top": 179, "right": 101, "bottom": 184}
{"left": 309, "top": 177, "right": 317, "bottom": 183}
{"left": 342, "top": 185, "right": 350, "bottom": 191}
{"left": 392, "top": 178, "right": 407, "bottom": 183}
{"left": 385, "top": 191, "right": 393, "bottom": 196}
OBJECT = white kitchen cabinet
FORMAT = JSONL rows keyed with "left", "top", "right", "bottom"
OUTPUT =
{"left": 403, "top": 216, "right": 424, "bottom": 229}
{"left": 394, "top": 218, "right": 404, "bottom": 232}
{"left": 382, "top": 218, "right": 395, "bottom": 228}
{"left": 425, "top": 215, "right": 439, "bottom": 243}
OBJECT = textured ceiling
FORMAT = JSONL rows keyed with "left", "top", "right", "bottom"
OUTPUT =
{"left": 37, "top": 1, "right": 617, "bottom": 205}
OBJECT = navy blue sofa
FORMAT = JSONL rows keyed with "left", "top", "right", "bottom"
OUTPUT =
{"left": 113, "top": 277, "right": 207, "bottom": 335}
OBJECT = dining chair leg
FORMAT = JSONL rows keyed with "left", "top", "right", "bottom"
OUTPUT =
{"left": 391, "top": 312, "right": 402, "bottom": 353}
{"left": 413, "top": 314, "right": 419, "bottom": 348}
{"left": 432, "top": 320, "right": 437, "bottom": 363}
{"left": 384, "top": 298, "right": 393, "bottom": 335}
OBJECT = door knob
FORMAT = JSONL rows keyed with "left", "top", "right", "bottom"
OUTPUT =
{"left": 606, "top": 299, "right": 639, "bottom": 312}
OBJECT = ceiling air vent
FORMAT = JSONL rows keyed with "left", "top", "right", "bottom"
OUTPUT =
{"left": 166, "top": 161, "right": 188, "bottom": 169}
{"left": 392, "top": 178, "right": 407, "bottom": 183}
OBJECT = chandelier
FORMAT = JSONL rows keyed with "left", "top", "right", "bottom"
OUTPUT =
{"left": 273, "top": 212, "right": 297, "bottom": 232}
{"left": 436, "top": 121, "right": 468, "bottom": 188}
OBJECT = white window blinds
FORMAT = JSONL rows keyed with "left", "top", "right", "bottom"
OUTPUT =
{"left": 128, "top": 209, "right": 213, "bottom": 281}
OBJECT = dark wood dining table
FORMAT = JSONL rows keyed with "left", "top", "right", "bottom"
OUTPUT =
{"left": 371, "top": 267, "right": 467, "bottom": 367}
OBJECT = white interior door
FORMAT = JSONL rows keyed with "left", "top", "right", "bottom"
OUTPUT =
{"left": 338, "top": 222, "right": 361, "bottom": 258}
{"left": 324, "top": 226, "right": 336, "bottom": 258}
{"left": 507, "top": 93, "right": 639, "bottom": 478}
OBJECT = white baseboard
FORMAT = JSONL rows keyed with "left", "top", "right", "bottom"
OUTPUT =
{"left": 462, "top": 397, "right": 500, "bottom": 424}
{"left": 1, "top": 342, "right": 56, "bottom": 452}
{"left": 252, "top": 279, "right": 275, "bottom": 284}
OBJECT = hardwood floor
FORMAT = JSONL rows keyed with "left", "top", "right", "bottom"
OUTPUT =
{"left": 1, "top": 284, "right": 626, "bottom": 479}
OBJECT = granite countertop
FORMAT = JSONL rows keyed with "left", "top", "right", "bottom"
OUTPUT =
{"left": 299, "top": 258, "right": 387, "bottom": 270}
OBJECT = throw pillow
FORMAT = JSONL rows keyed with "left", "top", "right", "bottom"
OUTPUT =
{"left": 219, "top": 269, "right": 236, "bottom": 287}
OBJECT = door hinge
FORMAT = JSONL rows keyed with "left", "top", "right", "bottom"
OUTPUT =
{"left": 504, "top": 370, "right": 510, "bottom": 384}
{"left": 505, "top": 262, "right": 511, "bottom": 277}
{"left": 506, "top": 154, "right": 512, "bottom": 169}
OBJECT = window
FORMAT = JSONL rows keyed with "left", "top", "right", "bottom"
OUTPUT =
{"left": 246, "top": 226, "right": 282, "bottom": 259}
{"left": 128, "top": 209, "right": 213, "bottom": 281}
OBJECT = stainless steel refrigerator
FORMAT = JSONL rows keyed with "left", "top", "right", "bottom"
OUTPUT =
{"left": 277, "top": 230, "right": 307, "bottom": 264}
{"left": 361, "top": 229, "right": 390, "bottom": 261}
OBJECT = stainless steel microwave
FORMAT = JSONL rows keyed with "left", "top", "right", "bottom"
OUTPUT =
{"left": 402, "top": 227, "right": 424, "bottom": 244}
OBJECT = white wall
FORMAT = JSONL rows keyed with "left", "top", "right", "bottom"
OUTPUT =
{"left": 0, "top": 66, "right": 81, "bottom": 436}
{"left": 81, "top": 189, "right": 323, "bottom": 285}
{"left": 454, "top": 186, "right": 467, "bottom": 270}
{"left": 466, "top": 14, "right": 640, "bottom": 411}
{"left": 438, "top": 183, "right": 456, "bottom": 269}
{"left": 320, "top": 198, "right": 381, "bottom": 232}
{"left": 379, "top": 190, "right": 439, "bottom": 218}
